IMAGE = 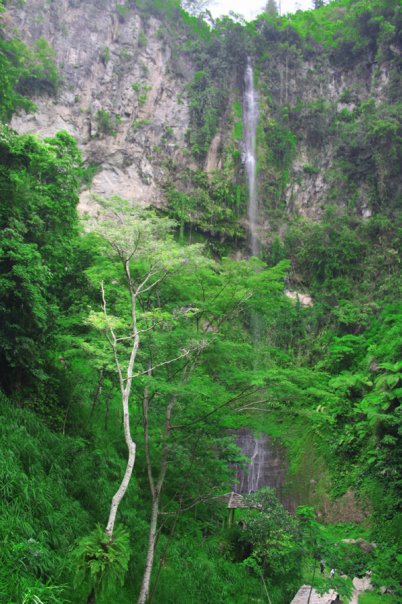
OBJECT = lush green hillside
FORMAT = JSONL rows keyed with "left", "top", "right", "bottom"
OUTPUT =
{"left": 0, "top": 1, "right": 400, "bottom": 603}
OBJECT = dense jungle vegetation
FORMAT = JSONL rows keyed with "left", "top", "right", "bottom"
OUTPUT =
{"left": 0, "top": 0, "right": 401, "bottom": 603}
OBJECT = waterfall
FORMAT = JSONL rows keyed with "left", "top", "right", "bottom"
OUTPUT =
{"left": 243, "top": 59, "right": 259, "bottom": 257}
{"left": 243, "top": 59, "right": 261, "bottom": 343}
{"left": 247, "top": 437, "right": 265, "bottom": 493}
{"left": 233, "top": 67, "right": 288, "bottom": 503}
{"left": 234, "top": 429, "right": 286, "bottom": 496}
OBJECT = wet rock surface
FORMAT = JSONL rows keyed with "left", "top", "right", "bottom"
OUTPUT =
{"left": 233, "top": 429, "right": 287, "bottom": 495}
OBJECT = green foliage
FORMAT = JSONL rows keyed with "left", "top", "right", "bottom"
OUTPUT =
{"left": 17, "top": 38, "right": 59, "bottom": 96}
{"left": 233, "top": 119, "right": 243, "bottom": 141}
{"left": 292, "top": 99, "right": 335, "bottom": 148}
{"left": 232, "top": 100, "right": 243, "bottom": 142}
{"left": 186, "top": 69, "right": 226, "bottom": 159}
{"left": 259, "top": 116, "right": 297, "bottom": 211}
{"left": 131, "top": 82, "right": 151, "bottom": 106}
{"left": 359, "top": 594, "right": 396, "bottom": 604}
{"left": 154, "top": 532, "right": 261, "bottom": 603}
{"left": 0, "top": 34, "right": 59, "bottom": 121}
{"left": 328, "top": 541, "right": 373, "bottom": 578}
{"left": 75, "top": 196, "right": 297, "bottom": 603}
{"left": 296, "top": 508, "right": 354, "bottom": 601}
{"left": 332, "top": 100, "right": 401, "bottom": 211}
{"left": 95, "top": 110, "right": 121, "bottom": 136}
{"left": 116, "top": 3, "right": 130, "bottom": 22}
{"left": 241, "top": 489, "right": 301, "bottom": 589}
{"left": 138, "top": 30, "right": 147, "bottom": 48}
{"left": 0, "top": 125, "right": 81, "bottom": 402}
{"left": 278, "top": 208, "right": 401, "bottom": 594}
{"left": 185, "top": 21, "right": 248, "bottom": 159}
{"left": 73, "top": 525, "right": 130, "bottom": 601}
{"left": 118, "top": 46, "right": 132, "bottom": 62}
{"left": 166, "top": 170, "right": 247, "bottom": 244}
{"left": 0, "top": 392, "right": 89, "bottom": 603}
{"left": 100, "top": 46, "right": 110, "bottom": 64}
{"left": 21, "top": 583, "right": 65, "bottom": 604}
{"left": 125, "top": 0, "right": 197, "bottom": 26}
{"left": 0, "top": 1, "right": 401, "bottom": 602}
{"left": 131, "top": 117, "right": 151, "bottom": 130}
{"left": 278, "top": 0, "right": 400, "bottom": 65}
{"left": 81, "top": 162, "right": 101, "bottom": 187}
{"left": 303, "top": 165, "right": 320, "bottom": 174}
{"left": 284, "top": 211, "right": 401, "bottom": 305}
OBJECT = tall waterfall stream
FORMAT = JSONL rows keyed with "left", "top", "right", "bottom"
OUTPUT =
{"left": 243, "top": 59, "right": 260, "bottom": 257}
{"left": 232, "top": 61, "right": 288, "bottom": 499}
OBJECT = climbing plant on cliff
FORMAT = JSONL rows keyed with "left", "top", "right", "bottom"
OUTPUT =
{"left": 0, "top": 2, "right": 59, "bottom": 122}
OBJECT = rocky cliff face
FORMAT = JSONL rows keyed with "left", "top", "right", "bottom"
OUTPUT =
{"left": 255, "top": 44, "right": 397, "bottom": 224}
{"left": 9, "top": 0, "right": 194, "bottom": 212}
{"left": 7, "top": 1, "right": 398, "bottom": 223}
{"left": 282, "top": 59, "right": 392, "bottom": 220}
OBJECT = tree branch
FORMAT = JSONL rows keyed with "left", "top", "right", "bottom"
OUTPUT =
{"left": 101, "top": 281, "right": 124, "bottom": 393}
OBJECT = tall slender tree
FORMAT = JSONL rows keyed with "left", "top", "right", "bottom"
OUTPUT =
{"left": 89, "top": 197, "right": 205, "bottom": 538}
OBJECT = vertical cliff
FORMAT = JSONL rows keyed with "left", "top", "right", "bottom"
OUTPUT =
{"left": 7, "top": 0, "right": 400, "bottom": 229}
{"left": 9, "top": 0, "right": 195, "bottom": 211}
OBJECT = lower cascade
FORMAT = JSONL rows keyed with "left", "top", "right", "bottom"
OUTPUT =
{"left": 233, "top": 429, "right": 286, "bottom": 495}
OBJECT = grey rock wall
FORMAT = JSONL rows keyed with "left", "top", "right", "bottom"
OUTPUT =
{"left": 9, "top": 0, "right": 193, "bottom": 212}
{"left": 6, "top": 1, "right": 395, "bottom": 222}
{"left": 257, "top": 51, "right": 393, "bottom": 220}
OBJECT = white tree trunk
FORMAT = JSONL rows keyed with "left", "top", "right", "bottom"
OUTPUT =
{"left": 137, "top": 499, "right": 159, "bottom": 604}
{"left": 101, "top": 274, "right": 139, "bottom": 538}
{"left": 106, "top": 395, "right": 136, "bottom": 536}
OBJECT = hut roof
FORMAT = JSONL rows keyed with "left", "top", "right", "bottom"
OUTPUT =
{"left": 217, "top": 491, "right": 261, "bottom": 509}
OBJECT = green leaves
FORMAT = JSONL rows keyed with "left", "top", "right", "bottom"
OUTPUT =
{"left": 237, "top": 489, "right": 301, "bottom": 598}
{"left": 72, "top": 525, "right": 130, "bottom": 600}
{"left": 0, "top": 393, "right": 91, "bottom": 603}
{"left": 0, "top": 126, "right": 81, "bottom": 399}
{"left": 87, "top": 309, "right": 125, "bottom": 333}
{"left": 166, "top": 172, "right": 247, "bottom": 242}
{"left": 0, "top": 35, "right": 58, "bottom": 122}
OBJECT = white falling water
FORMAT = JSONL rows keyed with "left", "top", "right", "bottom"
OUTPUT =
{"left": 247, "top": 437, "right": 265, "bottom": 493}
{"left": 234, "top": 430, "right": 286, "bottom": 496}
{"left": 243, "top": 59, "right": 259, "bottom": 257}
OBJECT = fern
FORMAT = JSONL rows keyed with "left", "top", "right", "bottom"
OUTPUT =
{"left": 72, "top": 525, "right": 130, "bottom": 600}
